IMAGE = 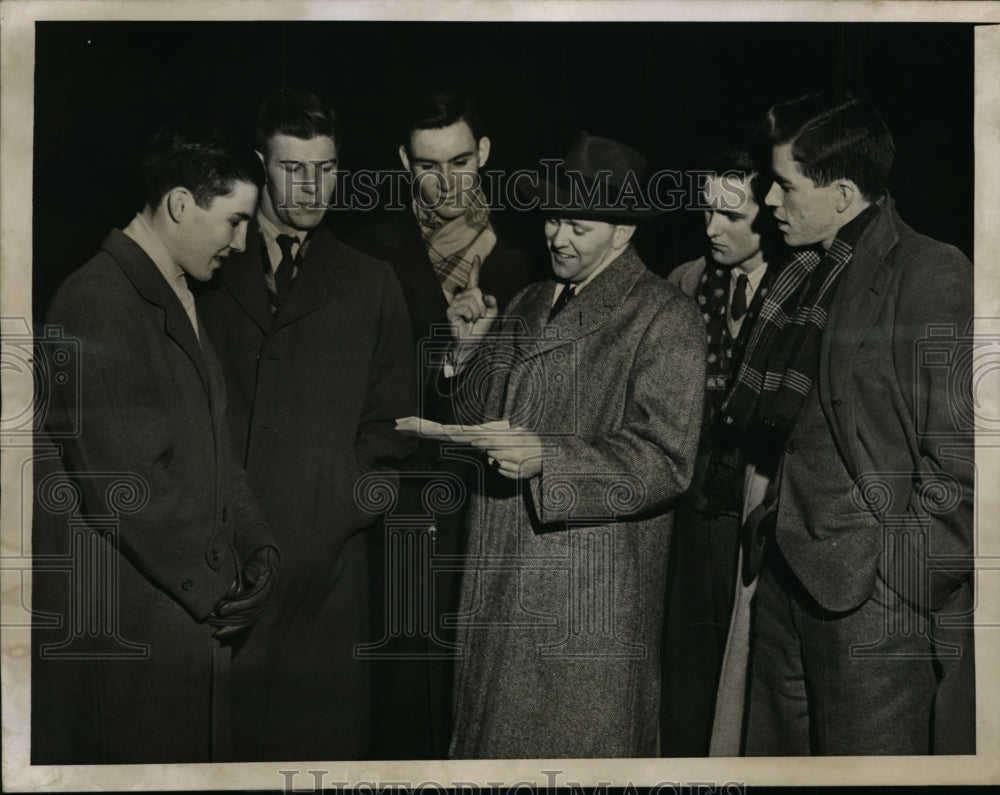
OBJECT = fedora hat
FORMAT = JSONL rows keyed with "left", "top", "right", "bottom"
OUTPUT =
{"left": 519, "top": 131, "right": 662, "bottom": 222}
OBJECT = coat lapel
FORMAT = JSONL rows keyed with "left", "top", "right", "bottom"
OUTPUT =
{"left": 393, "top": 212, "right": 452, "bottom": 327}
{"left": 103, "top": 230, "right": 211, "bottom": 395}
{"left": 219, "top": 220, "right": 274, "bottom": 335}
{"left": 270, "top": 224, "right": 341, "bottom": 333}
{"left": 819, "top": 197, "right": 899, "bottom": 465}
{"left": 514, "top": 246, "right": 647, "bottom": 360}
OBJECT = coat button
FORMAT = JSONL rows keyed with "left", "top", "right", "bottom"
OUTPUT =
{"left": 181, "top": 579, "right": 194, "bottom": 591}
{"left": 210, "top": 549, "right": 221, "bottom": 563}
{"left": 785, "top": 443, "right": 796, "bottom": 455}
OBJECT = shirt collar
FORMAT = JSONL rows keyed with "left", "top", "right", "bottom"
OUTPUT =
{"left": 257, "top": 209, "right": 306, "bottom": 247}
{"left": 731, "top": 261, "right": 768, "bottom": 293}
{"left": 563, "top": 247, "right": 623, "bottom": 297}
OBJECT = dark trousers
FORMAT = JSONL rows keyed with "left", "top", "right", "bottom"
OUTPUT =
{"left": 744, "top": 543, "right": 938, "bottom": 755}
{"left": 660, "top": 501, "right": 740, "bottom": 756}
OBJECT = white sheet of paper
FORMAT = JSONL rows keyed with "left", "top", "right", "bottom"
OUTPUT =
{"left": 395, "top": 416, "right": 511, "bottom": 443}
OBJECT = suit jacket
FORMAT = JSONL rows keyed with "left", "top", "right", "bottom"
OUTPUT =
{"left": 34, "top": 230, "right": 273, "bottom": 763}
{"left": 448, "top": 246, "right": 705, "bottom": 758}
{"left": 196, "top": 219, "right": 415, "bottom": 759}
{"left": 776, "top": 197, "right": 974, "bottom": 752}
{"left": 776, "top": 197, "right": 974, "bottom": 613}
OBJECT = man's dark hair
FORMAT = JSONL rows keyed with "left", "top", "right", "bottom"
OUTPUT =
{"left": 255, "top": 87, "right": 340, "bottom": 153}
{"left": 699, "top": 122, "right": 784, "bottom": 266}
{"left": 700, "top": 122, "right": 771, "bottom": 206}
{"left": 403, "top": 89, "right": 482, "bottom": 151}
{"left": 764, "top": 92, "right": 895, "bottom": 201}
{"left": 141, "top": 119, "right": 265, "bottom": 211}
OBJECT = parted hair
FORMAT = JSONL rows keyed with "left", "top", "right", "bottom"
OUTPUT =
{"left": 764, "top": 92, "right": 895, "bottom": 201}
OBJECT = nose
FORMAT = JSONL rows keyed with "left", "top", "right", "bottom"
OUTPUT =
{"left": 705, "top": 211, "right": 723, "bottom": 238}
{"left": 230, "top": 223, "right": 248, "bottom": 253}
{"left": 548, "top": 221, "right": 570, "bottom": 248}
{"left": 302, "top": 167, "right": 319, "bottom": 196}
{"left": 764, "top": 181, "right": 781, "bottom": 208}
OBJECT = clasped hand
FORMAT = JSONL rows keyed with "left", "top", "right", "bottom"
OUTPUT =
{"left": 469, "top": 429, "right": 545, "bottom": 480}
{"left": 207, "top": 545, "right": 279, "bottom": 641}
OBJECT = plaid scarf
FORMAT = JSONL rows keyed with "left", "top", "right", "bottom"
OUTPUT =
{"left": 414, "top": 188, "right": 497, "bottom": 298}
{"left": 722, "top": 200, "right": 882, "bottom": 432}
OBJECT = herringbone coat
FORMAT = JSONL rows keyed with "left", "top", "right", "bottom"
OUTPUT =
{"left": 448, "top": 246, "right": 705, "bottom": 758}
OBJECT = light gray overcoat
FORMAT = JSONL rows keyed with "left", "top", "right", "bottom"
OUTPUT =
{"left": 448, "top": 246, "right": 705, "bottom": 758}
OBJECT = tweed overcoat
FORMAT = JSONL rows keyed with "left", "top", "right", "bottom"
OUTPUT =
{"left": 33, "top": 230, "right": 274, "bottom": 763}
{"left": 196, "top": 220, "right": 416, "bottom": 760}
{"left": 448, "top": 246, "right": 705, "bottom": 759}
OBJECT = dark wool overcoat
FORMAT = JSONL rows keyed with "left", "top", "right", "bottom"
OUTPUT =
{"left": 196, "top": 220, "right": 415, "bottom": 760}
{"left": 33, "top": 230, "right": 274, "bottom": 763}
{"left": 350, "top": 210, "right": 531, "bottom": 757}
{"left": 448, "top": 246, "right": 706, "bottom": 758}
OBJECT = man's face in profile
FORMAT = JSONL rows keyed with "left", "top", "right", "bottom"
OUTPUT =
{"left": 400, "top": 119, "right": 490, "bottom": 221}
{"left": 174, "top": 180, "right": 258, "bottom": 281}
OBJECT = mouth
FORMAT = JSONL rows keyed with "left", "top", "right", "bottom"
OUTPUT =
{"left": 550, "top": 249, "right": 575, "bottom": 261}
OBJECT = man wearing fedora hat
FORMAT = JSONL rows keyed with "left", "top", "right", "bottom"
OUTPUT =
{"left": 442, "top": 133, "right": 705, "bottom": 758}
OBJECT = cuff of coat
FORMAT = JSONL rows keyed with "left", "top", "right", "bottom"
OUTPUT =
{"left": 528, "top": 458, "right": 648, "bottom": 530}
{"left": 234, "top": 521, "right": 279, "bottom": 566}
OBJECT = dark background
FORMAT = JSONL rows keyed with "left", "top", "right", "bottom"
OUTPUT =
{"left": 33, "top": 21, "right": 976, "bottom": 318}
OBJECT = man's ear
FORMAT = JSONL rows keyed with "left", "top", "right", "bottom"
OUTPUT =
{"left": 398, "top": 144, "right": 411, "bottom": 171}
{"left": 165, "top": 187, "right": 192, "bottom": 224}
{"left": 477, "top": 135, "right": 491, "bottom": 169}
{"left": 613, "top": 224, "right": 637, "bottom": 248}
{"left": 255, "top": 149, "right": 267, "bottom": 175}
{"left": 835, "top": 179, "right": 859, "bottom": 213}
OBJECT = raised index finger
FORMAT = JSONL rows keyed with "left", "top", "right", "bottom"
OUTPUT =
{"left": 466, "top": 255, "right": 482, "bottom": 291}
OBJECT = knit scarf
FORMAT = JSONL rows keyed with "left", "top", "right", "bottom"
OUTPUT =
{"left": 722, "top": 200, "right": 882, "bottom": 432}
{"left": 414, "top": 188, "right": 497, "bottom": 298}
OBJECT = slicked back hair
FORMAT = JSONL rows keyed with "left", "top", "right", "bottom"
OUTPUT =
{"left": 255, "top": 87, "right": 340, "bottom": 154}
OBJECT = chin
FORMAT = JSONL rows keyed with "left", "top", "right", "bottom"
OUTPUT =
{"left": 288, "top": 210, "right": 326, "bottom": 230}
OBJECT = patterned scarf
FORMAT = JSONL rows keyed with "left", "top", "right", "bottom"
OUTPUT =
{"left": 695, "top": 261, "right": 775, "bottom": 515}
{"left": 414, "top": 187, "right": 497, "bottom": 298}
{"left": 722, "top": 200, "right": 882, "bottom": 432}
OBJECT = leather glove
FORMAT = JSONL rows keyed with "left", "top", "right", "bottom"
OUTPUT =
{"left": 207, "top": 546, "right": 279, "bottom": 641}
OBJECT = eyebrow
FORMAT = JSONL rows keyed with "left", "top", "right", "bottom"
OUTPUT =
{"left": 280, "top": 158, "right": 338, "bottom": 166}
{"left": 412, "top": 150, "right": 476, "bottom": 165}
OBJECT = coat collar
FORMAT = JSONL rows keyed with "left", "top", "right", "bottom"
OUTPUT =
{"left": 220, "top": 219, "right": 345, "bottom": 334}
{"left": 102, "top": 229, "right": 210, "bottom": 393}
{"left": 514, "top": 244, "right": 648, "bottom": 356}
